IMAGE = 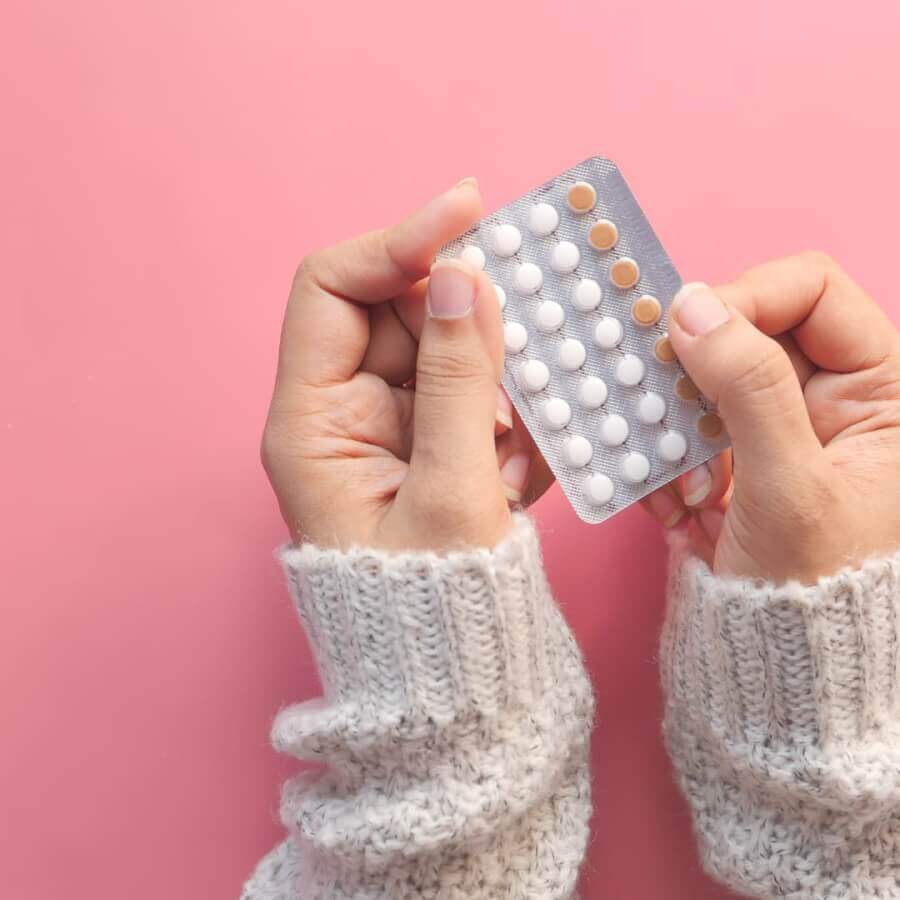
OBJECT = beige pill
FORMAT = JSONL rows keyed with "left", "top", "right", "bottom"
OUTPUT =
{"left": 675, "top": 374, "right": 700, "bottom": 402}
{"left": 632, "top": 294, "right": 662, "bottom": 327}
{"left": 588, "top": 219, "right": 618, "bottom": 251}
{"left": 610, "top": 257, "right": 640, "bottom": 290}
{"left": 697, "top": 412, "right": 724, "bottom": 439}
{"left": 567, "top": 181, "right": 597, "bottom": 214}
{"left": 654, "top": 334, "right": 677, "bottom": 363}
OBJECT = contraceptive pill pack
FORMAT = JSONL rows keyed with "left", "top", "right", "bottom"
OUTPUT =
{"left": 437, "top": 156, "right": 730, "bottom": 524}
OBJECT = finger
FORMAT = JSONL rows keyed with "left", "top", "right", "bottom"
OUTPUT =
{"left": 668, "top": 282, "right": 822, "bottom": 468}
{"left": 495, "top": 411, "right": 553, "bottom": 505}
{"left": 676, "top": 450, "right": 732, "bottom": 509}
{"left": 715, "top": 251, "right": 898, "bottom": 373}
{"left": 774, "top": 332, "right": 817, "bottom": 387}
{"left": 360, "top": 302, "right": 419, "bottom": 385}
{"left": 640, "top": 483, "right": 688, "bottom": 529}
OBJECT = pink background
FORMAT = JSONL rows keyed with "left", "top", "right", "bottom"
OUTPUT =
{"left": 4, "top": 1, "right": 900, "bottom": 897}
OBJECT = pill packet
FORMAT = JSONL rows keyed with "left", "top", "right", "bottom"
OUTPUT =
{"left": 436, "top": 155, "right": 730, "bottom": 525}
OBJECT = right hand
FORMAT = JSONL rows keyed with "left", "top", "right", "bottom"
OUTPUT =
{"left": 643, "top": 252, "right": 900, "bottom": 583}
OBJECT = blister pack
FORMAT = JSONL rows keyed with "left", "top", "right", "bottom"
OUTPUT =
{"left": 437, "top": 156, "right": 730, "bottom": 524}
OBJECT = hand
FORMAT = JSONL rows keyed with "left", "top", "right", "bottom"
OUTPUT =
{"left": 261, "top": 179, "right": 552, "bottom": 551}
{"left": 643, "top": 252, "right": 900, "bottom": 583}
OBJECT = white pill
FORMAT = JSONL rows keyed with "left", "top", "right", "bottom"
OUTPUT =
{"left": 615, "top": 353, "right": 646, "bottom": 387}
{"left": 518, "top": 359, "right": 550, "bottom": 393}
{"left": 528, "top": 202, "right": 559, "bottom": 236}
{"left": 494, "top": 283, "right": 506, "bottom": 310}
{"left": 577, "top": 376, "right": 608, "bottom": 409}
{"left": 535, "top": 300, "right": 565, "bottom": 333}
{"left": 636, "top": 392, "right": 666, "bottom": 424}
{"left": 551, "top": 240, "right": 581, "bottom": 274}
{"left": 571, "top": 278, "right": 602, "bottom": 311}
{"left": 504, "top": 322, "right": 528, "bottom": 354}
{"left": 491, "top": 223, "right": 522, "bottom": 257}
{"left": 558, "top": 338, "right": 587, "bottom": 371}
{"left": 598, "top": 414, "right": 629, "bottom": 446}
{"left": 541, "top": 397, "right": 572, "bottom": 431}
{"left": 514, "top": 262, "right": 543, "bottom": 295}
{"left": 620, "top": 451, "right": 651, "bottom": 484}
{"left": 593, "top": 316, "right": 624, "bottom": 349}
{"left": 657, "top": 430, "right": 688, "bottom": 462}
{"left": 585, "top": 473, "right": 615, "bottom": 507}
{"left": 460, "top": 245, "right": 486, "bottom": 269}
{"left": 562, "top": 435, "right": 593, "bottom": 468}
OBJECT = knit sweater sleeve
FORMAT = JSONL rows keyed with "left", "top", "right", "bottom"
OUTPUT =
{"left": 661, "top": 533, "right": 900, "bottom": 899}
{"left": 240, "top": 514, "right": 594, "bottom": 900}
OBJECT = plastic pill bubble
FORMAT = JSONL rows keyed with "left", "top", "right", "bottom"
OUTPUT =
{"left": 562, "top": 435, "right": 593, "bottom": 468}
{"left": 558, "top": 338, "right": 587, "bottom": 371}
{"left": 550, "top": 241, "right": 581, "bottom": 274}
{"left": 588, "top": 219, "right": 619, "bottom": 251}
{"left": 535, "top": 300, "right": 565, "bottom": 333}
{"left": 571, "top": 278, "right": 602, "bottom": 312}
{"left": 528, "top": 202, "right": 559, "bottom": 236}
{"left": 567, "top": 181, "right": 597, "bottom": 214}
{"left": 491, "top": 223, "right": 522, "bottom": 258}
{"left": 504, "top": 322, "right": 528, "bottom": 354}
{"left": 514, "top": 262, "right": 543, "bottom": 295}
{"left": 615, "top": 353, "right": 646, "bottom": 387}
{"left": 577, "top": 376, "right": 608, "bottom": 409}
{"left": 620, "top": 451, "right": 651, "bottom": 484}
{"left": 598, "top": 414, "right": 629, "bottom": 446}
{"left": 610, "top": 257, "right": 640, "bottom": 289}
{"left": 632, "top": 295, "right": 662, "bottom": 327}
{"left": 593, "top": 316, "right": 624, "bottom": 349}
{"left": 460, "top": 245, "right": 486, "bottom": 270}
{"left": 585, "top": 473, "right": 615, "bottom": 507}
{"left": 518, "top": 359, "right": 550, "bottom": 393}
{"left": 697, "top": 412, "right": 724, "bottom": 439}
{"left": 494, "top": 283, "right": 507, "bottom": 310}
{"left": 636, "top": 391, "right": 666, "bottom": 425}
{"left": 654, "top": 334, "right": 677, "bottom": 363}
{"left": 541, "top": 397, "right": 572, "bottom": 431}
{"left": 675, "top": 374, "right": 700, "bottom": 401}
{"left": 657, "top": 430, "right": 688, "bottom": 462}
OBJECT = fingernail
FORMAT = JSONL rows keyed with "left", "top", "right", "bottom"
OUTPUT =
{"left": 454, "top": 176, "right": 478, "bottom": 190}
{"left": 427, "top": 260, "right": 476, "bottom": 319}
{"left": 682, "top": 463, "right": 712, "bottom": 507}
{"left": 500, "top": 452, "right": 530, "bottom": 503}
{"left": 496, "top": 387, "right": 513, "bottom": 430}
{"left": 672, "top": 282, "right": 730, "bottom": 337}
{"left": 698, "top": 508, "right": 725, "bottom": 546}
{"left": 647, "top": 489, "right": 686, "bottom": 529}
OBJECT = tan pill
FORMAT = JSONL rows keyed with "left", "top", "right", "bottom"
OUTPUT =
{"left": 675, "top": 374, "right": 700, "bottom": 402}
{"left": 567, "top": 181, "right": 597, "bottom": 214}
{"left": 610, "top": 257, "right": 640, "bottom": 290}
{"left": 697, "top": 412, "right": 724, "bottom": 439}
{"left": 654, "top": 334, "right": 677, "bottom": 363}
{"left": 632, "top": 294, "right": 662, "bottom": 327}
{"left": 588, "top": 219, "right": 618, "bottom": 251}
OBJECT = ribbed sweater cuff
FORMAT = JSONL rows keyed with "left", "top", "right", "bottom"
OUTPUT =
{"left": 279, "top": 514, "right": 553, "bottom": 727}
{"left": 665, "top": 538, "right": 900, "bottom": 745}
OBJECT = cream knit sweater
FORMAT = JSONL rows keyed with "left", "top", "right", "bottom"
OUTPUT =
{"left": 241, "top": 515, "right": 900, "bottom": 899}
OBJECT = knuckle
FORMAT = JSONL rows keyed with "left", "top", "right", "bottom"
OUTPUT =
{"left": 721, "top": 339, "right": 795, "bottom": 406}
{"left": 798, "top": 248, "right": 837, "bottom": 273}
{"left": 415, "top": 346, "right": 492, "bottom": 396}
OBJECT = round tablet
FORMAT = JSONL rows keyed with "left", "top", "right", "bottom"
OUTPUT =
{"left": 535, "top": 300, "right": 565, "bottom": 333}
{"left": 567, "top": 181, "right": 597, "bottom": 214}
{"left": 585, "top": 473, "right": 615, "bottom": 507}
{"left": 615, "top": 353, "right": 646, "bottom": 387}
{"left": 697, "top": 412, "right": 724, "bottom": 439}
{"left": 620, "top": 452, "right": 651, "bottom": 484}
{"left": 528, "top": 202, "right": 560, "bottom": 236}
{"left": 491, "top": 223, "right": 522, "bottom": 258}
{"left": 541, "top": 397, "right": 572, "bottom": 431}
{"left": 550, "top": 241, "right": 580, "bottom": 274}
{"left": 577, "top": 376, "right": 608, "bottom": 409}
{"left": 598, "top": 414, "right": 629, "bottom": 446}
{"left": 654, "top": 334, "right": 677, "bottom": 363}
{"left": 518, "top": 359, "right": 550, "bottom": 393}
{"left": 657, "top": 430, "right": 688, "bottom": 463}
{"left": 504, "top": 321, "right": 528, "bottom": 354}
{"left": 632, "top": 294, "right": 662, "bottom": 327}
{"left": 494, "top": 283, "right": 507, "bottom": 310}
{"left": 593, "top": 316, "right": 624, "bottom": 349}
{"left": 460, "top": 245, "right": 486, "bottom": 270}
{"left": 562, "top": 435, "right": 593, "bottom": 468}
{"left": 675, "top": 374, "right": 700, "bottom": 401}
{"left": 610, "top": 257, "right": 640, "bottom": 289}
{"left": 588, "top": 219, "right": 618, "bottom": 251}
{"left": 571, "top": 278, "right": 602, "bottom": 311}
{"left": 558, "top": 338, "right": 587, "bottom": 371}
{"left": 636, "top": 392, "right": 666, "bottom": 425}
{"left": 514, "top": 262, "right": 543, "bottom": 295}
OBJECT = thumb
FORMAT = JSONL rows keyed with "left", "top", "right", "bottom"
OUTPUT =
{"left": 668, "top": 281, "right": 821, "bottom": 468}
